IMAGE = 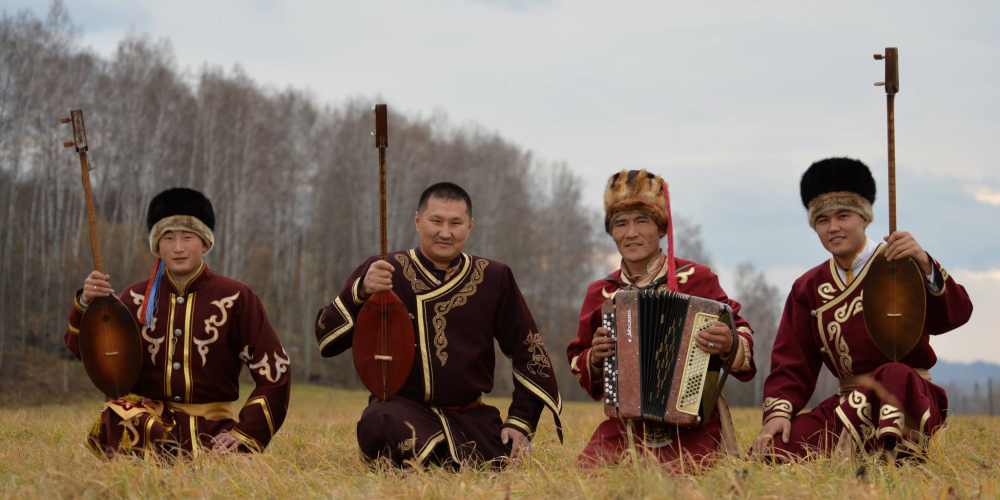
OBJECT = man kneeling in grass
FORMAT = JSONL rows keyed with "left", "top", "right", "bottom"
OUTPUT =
{"left": 67, "top": 188, "right": 291, "bottom": 458}
{"left": 752, "top": 158, "right": 973, "bottom": 461}
{"left": 315, "top": 182, "right": 562, "bottom": 468}
{"left": 567, "top": 170, "right": 757, "bottom": 472}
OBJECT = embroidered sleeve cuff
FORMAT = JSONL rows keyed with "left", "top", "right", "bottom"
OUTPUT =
{"left": 230, "top": 428, "right": 265, "bottom": 453}
{"left": 503, "top": 416, "right": 535, "bottom": 440}
{"left": 762, "top": 397, "right": 794, "bottom": 424}
{"left": 74, "top": 291, "right": 88, "bottom": 312}
{"left": 351, "top": 278, "right": 366, "bottom": 305}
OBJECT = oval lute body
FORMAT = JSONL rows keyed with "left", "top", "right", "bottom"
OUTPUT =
{"left": 862, "top": 254, "right": 927, "bottom": 361}
{"left": 78, "top": 293, "right": 143, "bottom": 399}
{"left": 353, "top": 290, "right": 415, "bottom": 401}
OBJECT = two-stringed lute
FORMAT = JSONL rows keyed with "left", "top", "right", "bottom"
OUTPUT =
{"left": 61, "top": 110, "right": 142, "bottom": 399}
{"left": 352, "top": 104, "right": 416, "bottom": 401}
{"left": 861, "top": 48, "right": 928, "bottom": 361}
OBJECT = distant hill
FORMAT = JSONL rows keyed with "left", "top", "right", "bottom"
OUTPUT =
{"left": 930, "top": 360, "right": 1000, "bottom": 386}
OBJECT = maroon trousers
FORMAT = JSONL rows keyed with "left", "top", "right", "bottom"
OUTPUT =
{"left": 768, "top": 362, "right": 947, "bottom": 460}
{"left": 356, "top": 395, "right": 512, "bottom": 467}
{"left": 578, "top": 411, "right": 723, "bottom": 473}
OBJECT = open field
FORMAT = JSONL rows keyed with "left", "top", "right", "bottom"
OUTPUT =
{"left": 2, "top": 385, "right": 998, "bottom": 499}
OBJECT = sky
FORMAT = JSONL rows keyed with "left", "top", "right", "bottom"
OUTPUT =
{"left": 5, "top": 0, "right": 998, "bottom": 363}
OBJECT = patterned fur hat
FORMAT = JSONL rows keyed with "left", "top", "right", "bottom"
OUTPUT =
{"left": 603, "top": 169, "right": 678, "bottom": 291}
{"left": 146, "top": 187, "right": 216, "bottom": 256}
{"left": 800, "top": 157, "right": 877, "bottom": 228}
{"left": 603, "top": 170, "right": 669, "bottom": 233}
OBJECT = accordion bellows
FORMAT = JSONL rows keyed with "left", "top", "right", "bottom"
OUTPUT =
{"left": 602, "top": 289, "right": 736, "bottom": 427}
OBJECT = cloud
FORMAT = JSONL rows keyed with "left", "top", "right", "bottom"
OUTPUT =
{"left": 969, "top": 186, "right": 1000, "bottom": 206}
{"left": 9, "top": 0, "right": 999, "bottom": 363}
{"left": 928, "top": 267, "right": 999, "bottom": 364}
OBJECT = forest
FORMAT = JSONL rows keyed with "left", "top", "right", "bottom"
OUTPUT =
{"left": 14, "top": 4, "right": 995, "bottom": 413}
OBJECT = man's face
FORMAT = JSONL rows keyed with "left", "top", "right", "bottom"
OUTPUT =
{"left": 158, "top": 230, "right": 207, "bottom": 279}
{"left": 611, "top": 212, "right": 666, "bottom": 268}
{"left": 414, "top": 197, "right": 474, "bottom": 270}
{"left": 813, "top": 209, "right": 868, "bottom": 262}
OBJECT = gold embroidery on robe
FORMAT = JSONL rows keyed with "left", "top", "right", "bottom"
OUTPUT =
{"left": 249, "top": 350, "right": 291, "bottom": 383}
{"left": 763, "top": 397, "right": 793, "bottom": 422}
{"left": 676, "top": 267, "right": 695, "bottom": 284}
{"left": 825, "top": 294, "right": 863, "bottom": 377}
{"left": 131, "top": 291, "right": 165, "bottom": 365}
{"left": 396, "top": 254, "right": 431, "bottom": 292}
{"left": 431, "top": 259, "right": 488, "bottom": 366}
{"left": 877, "top": 404, "right": 905, "bottom": 438}
{"left": 399, "top": 422, "right": 418, "bottom": 454}
{"left": 197, "top": 291, "right": 240, "bottom": 366}
{"left": 848, "top": 390, "right": 875, "bottom": 441}
{"left": 523, "top": 331, "right": 552, "bottom": 377}
{"left": 818, "top": 282, "right": 836, "bottom": 301}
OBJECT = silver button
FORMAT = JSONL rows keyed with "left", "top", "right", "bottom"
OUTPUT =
{"left": 176, "top": 296, "right": 185, "bottom": 304}
{"left": 820, "top": 347, "right": 828, "bottom": 354}
{"left": 173, "top": 396, "right": 181, "bottom": 402}
{"left": 172, "top": 362, "right": 181, "bottom": 370}
{"left": 810, "top": 310, "right": 817, "bottom": 317}
{"left": 174, "top": 329, "right": 183, "bottom": 337}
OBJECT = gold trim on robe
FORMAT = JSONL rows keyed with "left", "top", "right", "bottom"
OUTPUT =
{"left": 414, "top": 255, "right": 472, "bottom": 403}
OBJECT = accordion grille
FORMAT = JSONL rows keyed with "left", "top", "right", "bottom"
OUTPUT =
{"left": 676, "top": 312, "right": 718, "bottom": 415}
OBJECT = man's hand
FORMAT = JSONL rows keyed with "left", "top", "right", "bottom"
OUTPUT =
{"left": 751, "top": 416, "right": 791, "bottom": 456}
{"left": 590, "top": 327, "right": 616, "bottom": 362}
{"left": 81, "top": 270, "right": 114, "bottom": 305}
{"left": 883, "top": 231, "right": 932, "bottom": 275}
{"left": 695, "top": 322, "right": 734, "bottom": 356}
{"left": 210, "top": 431, "right": 246, "bottom": 454}
{"left": 588, "top": 326, "right": 616, "bottom": 377}
{"left": 502, "top": 427, "right": 532, "bottom": 466}
{"left": 360, "top": 260, "right": 394, "bottom": 300}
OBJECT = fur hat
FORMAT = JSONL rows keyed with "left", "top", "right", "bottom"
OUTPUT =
{"left": 604, "top": 170, "right": 669, "bottom": 233}
{"left": 800, "top": 157, "right": 876, "bottom": 227}
{"left": 603, "top": 169, "right": 678, "bottom": 291}
{"left": 146, "top": 187, "right": 216, "bottom": 256}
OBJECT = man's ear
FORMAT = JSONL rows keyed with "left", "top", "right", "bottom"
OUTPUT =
{"left": 414, "top": 211, "right": 420, "bottom": 231}
{"left": 468, "top": 218, "right": 474, "bottom": 232}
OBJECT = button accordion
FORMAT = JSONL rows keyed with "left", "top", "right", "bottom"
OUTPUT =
{"left": 602, "top": 289, "right": 737, "bottom": 427}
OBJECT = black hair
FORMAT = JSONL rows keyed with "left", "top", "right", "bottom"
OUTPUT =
{"left": 417, "top": 182, "right": 472, "bottom": 217}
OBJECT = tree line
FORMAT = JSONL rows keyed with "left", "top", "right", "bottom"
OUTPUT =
{"left": 1, "top": 3, "right": 810, "bottom": 409}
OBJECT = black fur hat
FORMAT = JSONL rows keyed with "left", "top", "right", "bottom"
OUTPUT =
{"left": 800, "top": 157, "right": 877, "bottom": 227}
{"left": 146, "top": 188, "right": 216, "bottom": 255}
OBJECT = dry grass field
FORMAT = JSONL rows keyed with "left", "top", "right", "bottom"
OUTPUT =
{"left": 1, "top": 384, "right": 998, "bottom": 499}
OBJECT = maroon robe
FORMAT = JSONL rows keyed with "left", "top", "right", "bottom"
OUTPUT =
{"left": 567, "top": 256, "right": 756, "bottom": 470}
{"left": 315, "top": 249, "right": 562, "bottom": 467}
{"left": 65, "top": 263, "right": 291, "bottom": 458}
{"left": 761, "top": 246, "right": 973, "bottom": 459}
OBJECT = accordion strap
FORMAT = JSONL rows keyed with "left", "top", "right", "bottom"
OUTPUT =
{"left": 701, "top": 305, "right": 739, "bottom": 430}
{"left": 715, "top": 396, "right": 740, "bottom": 457}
